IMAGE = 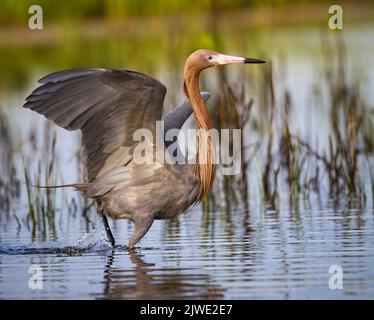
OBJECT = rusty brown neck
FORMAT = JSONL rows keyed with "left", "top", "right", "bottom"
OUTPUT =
{"left": 183, "top": 69, "right": 215, "bottom": 198}
{"left": 184, "top": 72, "right": 212, "bottom": 130}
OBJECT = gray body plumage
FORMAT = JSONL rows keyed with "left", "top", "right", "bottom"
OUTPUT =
{"left": 23, "top": 68, "right": 208, "bottom": 247}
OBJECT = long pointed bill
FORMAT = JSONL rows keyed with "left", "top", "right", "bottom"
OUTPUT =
{"left": 214, "top": 54, "right": 266, "bottom": 65}
{"left": 244, "top": 57, "right": 266, "bottom": 64}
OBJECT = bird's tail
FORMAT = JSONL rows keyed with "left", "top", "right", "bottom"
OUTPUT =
{"left": 19, "top": 179, "right": 88, "bottom": 194}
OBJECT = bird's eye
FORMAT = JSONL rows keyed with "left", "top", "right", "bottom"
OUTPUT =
{"left": 207, "top": 56, "right": 213, "bottom": 61}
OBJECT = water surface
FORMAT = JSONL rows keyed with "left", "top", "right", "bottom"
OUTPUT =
{"left": 1, "top": 199, "right": 374, "bottom": 299}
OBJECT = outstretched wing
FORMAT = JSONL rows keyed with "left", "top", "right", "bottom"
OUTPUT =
{"left": 23, "top": 68, "right": 167, "bottom": 181}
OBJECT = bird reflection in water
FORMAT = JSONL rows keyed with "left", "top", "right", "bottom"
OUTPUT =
{"left": 101, "top": 248, "right": 225, "bottom": 299}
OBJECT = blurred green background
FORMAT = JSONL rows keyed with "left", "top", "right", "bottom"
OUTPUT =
{"left": 0, "top": 0, "right": 373, "bottom": 97}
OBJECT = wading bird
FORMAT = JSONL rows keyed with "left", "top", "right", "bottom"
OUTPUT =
{"left": 23, "top": 49, "right": 265, "bottom": 249}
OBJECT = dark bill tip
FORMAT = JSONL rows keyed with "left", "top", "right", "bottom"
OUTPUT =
{"left": 244, "top": 57, "right": 266, "bottom": 64}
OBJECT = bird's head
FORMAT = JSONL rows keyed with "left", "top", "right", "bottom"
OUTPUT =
{"left": 184, "top": 49, "right": 265, "bottom": 75}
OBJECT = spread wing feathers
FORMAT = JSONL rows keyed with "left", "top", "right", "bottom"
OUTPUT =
{"left": 23, "top": 68, "right": 167, "bottom": 181}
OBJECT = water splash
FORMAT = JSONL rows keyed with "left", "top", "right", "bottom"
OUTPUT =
{"left": 0, "top": 219, "right": 113, "bottom": 255}
{"left": 76, "top": 223, "right": 112, "bottom": 251}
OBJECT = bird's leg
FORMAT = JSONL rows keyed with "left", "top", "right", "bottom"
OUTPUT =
{"left": 96, "top": 200, "right": 115, "bottom": 247}
{"left": 128, "top": 213, "right": 154, "bottom": 250}
{"left": 100, "top": 211, "right": 116, "bottom": 247}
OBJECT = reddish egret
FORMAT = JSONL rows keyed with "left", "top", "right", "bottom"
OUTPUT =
{"left": 23, "top": 49, "right": 265, "bottom": 249}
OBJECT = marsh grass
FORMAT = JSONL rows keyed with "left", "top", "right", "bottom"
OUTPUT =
{"left": 0, "top": 112, "right": 93, "bottom": 234}
{"left": 204, "top": 37, "right": 374, "bottom": 214}
{"left": 0, "top": 107, "right": 20, "bottom": 218}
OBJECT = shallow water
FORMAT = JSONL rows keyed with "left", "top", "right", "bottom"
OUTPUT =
{"left": 1, "top": 200, "right": 374, "bottom": 299}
